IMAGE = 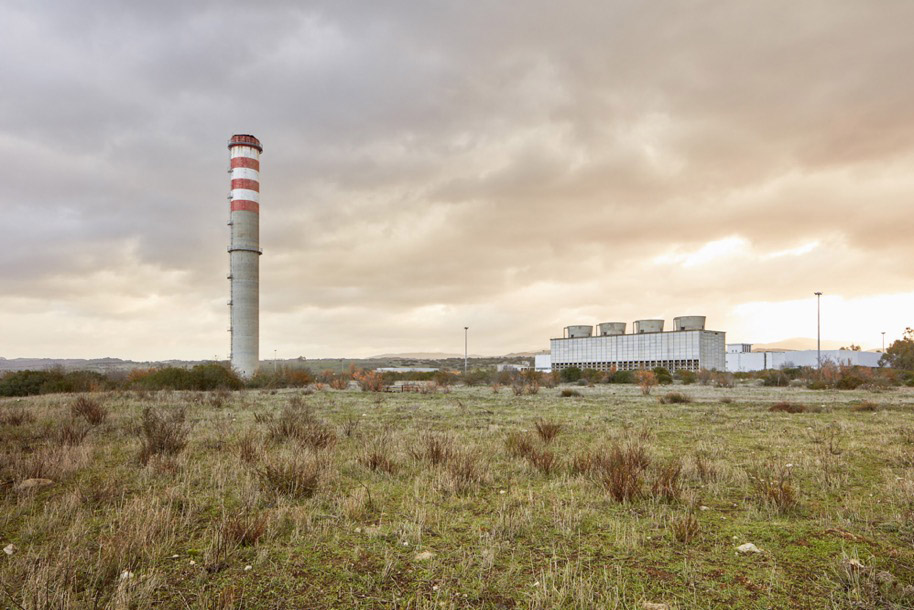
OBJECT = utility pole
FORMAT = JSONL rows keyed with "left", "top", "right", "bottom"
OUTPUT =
{"left": 814, "top": 292, "right": 822, "bottom": 370}
{"left": 882, "top": 331, "right": 886, "bottom": 353}
{"left": 464, "top": 327, "right": 469, "bottom": 375}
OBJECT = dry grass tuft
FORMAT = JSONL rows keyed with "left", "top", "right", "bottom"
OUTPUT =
{"left": 138, "top": 406, "right": 188, "bottom": 465}
{"left": 534, "top": 419, "right": 562, "bottom": 444}
{"left": 0, "top": 407, "right": 35, "bottom": 426}
{"left": 670, "top": 512, "right": 701, "bottom": 543}
{"left": 70, "top": 396, "right": 108, "bottom": 425}
{"left": 598, "top": 442, "right": 651, "bottom": 503}
{"left": 651, "top": 458, "right": 683, "bottom": 502}
{"left": 560, "top": 389, "right": 582, "bottom": 398}
{"left": 770, "top": 401, "right": 806, "bottom": 413}
{"left": 55, "top": 420, "right": 91, "bottom": 447}
{"left": 257, "top": 453, "right": 324, "bottom": 498}
{"left": 221, "top": 510, "right": 269, "bottom": 547}
{"left": 268, "top": 406, "right": 337, "bottom": 450}
{"left": 444, "top": 449, "right": 486, "bottom": 494}
{"left": 659, "top": 392, "right": 691, "bottom": 404}
{"left": 237, "top": 432, "right": 262, "bottom": 464}
{"left": 750, "top": 464, "right": 798, "bottom": 513}
{"left": 410, "top": 433, "right": 454, "bottom": 466}
{"left": 505, "top": 431, "right": 535, "bottom": 459}
{"left": 851, "top": 401, "right": 879, "bottom": 412}
{"left": 693, "top": 451, "right": 718, "bottom": 483}
{"left": 525, "top": 447, "right": 559, "bottom": 475}
{"left": 360, "top": 443, "right": 398, "bottom": 474}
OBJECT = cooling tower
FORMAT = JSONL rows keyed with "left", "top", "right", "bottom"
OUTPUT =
{"left": 227, "top": 134, "right": 262, "bottom": 378}
{"left": 598, "top": 322, "right": 627, "bottom": 336}
{"left": 673, "top": 316, "right": 706, "bottom": 331}
{"left": 565, "top": 325, "right": 594, "bottom": 338}
{"left": 634, "top": 319, "right": 664, "bottom": 334}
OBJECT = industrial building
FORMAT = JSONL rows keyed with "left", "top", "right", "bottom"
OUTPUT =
{"left": 550, "top": 316, "right": 726, "bottom": 373}
{"left": 725, "top": 344, "right": 883, "bottom": 372}
{"left": 227, "top": 134, "right": 263, "bottom": 378}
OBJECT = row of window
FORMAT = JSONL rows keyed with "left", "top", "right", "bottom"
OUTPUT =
{"left": 553, "top": 359, "right": 701, "bottom": 372}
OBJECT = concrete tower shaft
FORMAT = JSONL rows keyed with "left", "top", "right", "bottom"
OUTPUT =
{"left": 228, "top": 134, "right": 262, "bottom": 378}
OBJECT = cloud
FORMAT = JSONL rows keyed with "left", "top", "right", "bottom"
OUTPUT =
{"left": 1, "top": 0, "right": 913, "bottom": 359}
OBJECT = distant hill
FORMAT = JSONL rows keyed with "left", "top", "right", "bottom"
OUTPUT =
{"left": 370, "top": 352, "right": 482, "bottom": 359}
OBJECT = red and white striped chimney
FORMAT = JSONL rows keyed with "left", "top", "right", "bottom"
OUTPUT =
{"left": 227, "top": 134, "right": 262, "bottom": 378}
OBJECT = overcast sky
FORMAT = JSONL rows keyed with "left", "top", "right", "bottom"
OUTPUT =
{"left": 2, "top": 0, "right": 913, "bottom": 360}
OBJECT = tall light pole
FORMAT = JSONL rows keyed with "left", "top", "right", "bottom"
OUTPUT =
{"left": 882, "top": 331, "right": 886, "bottom": 353}
{"left": 464, "top": 327, "right": 469, "bottom": 375}
{"left": 814, "top": 292, "right": 822, "bottom": 370}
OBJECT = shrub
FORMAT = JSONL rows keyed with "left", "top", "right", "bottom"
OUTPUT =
{"left": 659, "top": 392, "right": 691, "bottom": 404}
{"left": 138, "top": 407, "right": 189, "bottom": 464}
{"left": 635, "top": 370, "right": 657, "bottom": 395}
{"left": 247, "top": 366, "right": 315, "bottom": 389}
{"left": 70, "top": 396, "right": 108, "bottom": 426}
{"left": 268, "top": 407, "right": 336, "bottom": 450}
{"left": 559, "top": 367, "right": 582, "bottom": 383}
{"left": 581, "top": 368, "right": 605, "bottom": 384}
{"left": 651, "top": 458, "right": 682, "bottom": 502}
{"left": 598, "top": 442, "right": 651, "bottom": 503}
{"left": 560, "top": 389, "right": 582, "bottom": 398}
{"left": 760, "top": 369, "right": 791, "bottom": 387}
{"left": 712, "top": 371, "right": 734, "bottom": 388}
{"left": 534, "top": 420, "right": 562, "bottom": 444}
{"left": 608, "top": 370, "right": 634, "bottom": 384}
{"left": 505, "top": 431, "right": 535, "bottom": 459}
{"left": 670, "top": 512, "right": 700, "bottom": 544}
{"left": 750, "top": 465, "right": 797, "bottom": 513}
{"left": 360, "top": 444, "right": 398, "bottom": 474}
{"left": 0, "top": 407, "right": 35, "bottom": 426}
{"left": 851, "top": 401, "right": 879, "bottom": 412}
{"left": 353, "top": 369, "right": 385, "bottom": 392}
{"left": 525, "top": 448, "right": 559, "bottom": 475}
{"left": 770, "top": 401, "right": 806, "bottom": 413}
{"left": 131, "top": 364, "right": 242, "bottom": 391}
{"left": 675, "top": 370, "right": 697, "bottom": 385}
{"left": 410, "top": 433, "right": 454, "bottom": 465}
{"left": 257, "top": 453, "right": 323, "bottom": 498}
{"left": 652, "top": 367, "right": 673, "bottom": 385}
{"left": 55, "top": 420, "right": 90, "bottom": 447}
{"left": 0, "top": 368, "right": 111, "bottom": 396}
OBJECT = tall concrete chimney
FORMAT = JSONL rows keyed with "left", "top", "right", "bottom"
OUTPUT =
{"left": 227, "top": 134, "right": 262, "bottom": 378}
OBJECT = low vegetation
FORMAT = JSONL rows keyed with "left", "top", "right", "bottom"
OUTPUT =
{"left": 1, "top": 382, "right": 913, "bottom": 608}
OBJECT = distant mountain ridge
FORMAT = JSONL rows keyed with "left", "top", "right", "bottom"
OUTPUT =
{"left": 748, "top": 337, "right": 880, "bottom": 352}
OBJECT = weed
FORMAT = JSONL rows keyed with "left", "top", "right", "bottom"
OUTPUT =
{"left": 444, "top": 450, "right": 485, "bottom": 494}
{"left": 505, "top": 431, "right": 535, "bottom": 459}
{"left": 138, "top": 407, "right": 188, "bottom": 465}
{"left": 342, "top": 416, "right": 359, "bottom": 438}
{"left": 410, "top": 433, "right": 454, "bottom": 465}
{"left": 70, "top": 396, "right": 108, "bottom": 425}
{"left": 55, "top": 420, "right": 90, "bottom": 446}
{"left": 750, "top": 464, "right": 798, "bottom": 513}
{"left": 257, "top": 453, "right": 323, "bottom": 498}
{"left": 770, "top": 401, "right": 806, "bottom": 413}
{"left": 237, "top": 432, "right": 262, "bottom": 464}
{"left": 360, "top": 444, "right": 398, "bottom": 474}
{"left": 598, "top": 442, "right": 651, "bottom": 503}
{"left": 0, "top": 407, "right": 35, "bottom": 426}
{"left": 526, "top": 447, "right": 559, "bottom": 475}
{"left": 651, "top": 458, "right": 683, "bottom": 502}
{"left": 560, "top": 389, "right": 582, "bottom": 398}
{"left": 268, "top": 406, "right": 337, "bottom": 450}
{"left": 693, "top": 451, "right": 718, "bottom": 483}
{"left": 534, "top": 419, "right": 562, "bottom": 444}
{"left": 670, "top": 512, "right": 700, "bottom": 543}
{"left": 659, "top": 392, "right": 691, "bottom": 404}
{"left": 221, "top": 510, "right": 268, "bottom": 547}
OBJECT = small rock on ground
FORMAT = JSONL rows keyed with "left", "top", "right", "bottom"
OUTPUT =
{"left": 642, "top": 603, "right": 670, "bottom": 610}
{"left": 3, "top": 544, "right": 14, "bottom": 556}
{"left": 414, "top": 551, "right": 435, "bottom": 561}
{"left": 736, "top": 543, "right": 761, "bottom": 554}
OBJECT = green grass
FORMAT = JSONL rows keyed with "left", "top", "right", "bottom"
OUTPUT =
{"left": 1, "top": 384, "right": 913, "bottom": 608}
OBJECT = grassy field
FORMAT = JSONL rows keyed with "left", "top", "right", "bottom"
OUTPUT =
{"left": 2, "top": 383, "right": 913, "bottom": 609}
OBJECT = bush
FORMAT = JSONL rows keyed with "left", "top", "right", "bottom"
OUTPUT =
{"left": 635, "top": 370, "right": 657, "bottom": 395}
{"left": 0, "top": 369, "right": 111, "bottom": 396}
{"left": 130, "top": 364, "right": 242, "bottom": 391}
{"left": 559, "top": 367, "right": 582, "bottom": 383}
{"left": 247, "top": 366, "right": 314, "bottom": 389}
{"left": 534, "top": 420, "right": 562, "bottom": 444}
{"left": 138, "top": 407, "right": 189, "bottom": 464}
{"left": 652, "top": 367, "right": 673, "bottom": 385}
{"left": 608, "top": 370, "right": 634, "bottom": 384}
{"left": 597, "top": 442, "right": 651, "bottom": 503}
{"left": 560, "top": 388, "right": 582, "bottom": 398}
{"left": 71, "top": 396, "right": 108, "bottom": 426}
{"left": 659, "top": 392, "right": 691, "bottom": 404}
{"left": 770, "top": 402, "right": 806, "bottom": 413}
{"left": 675, "top": 370, "right": 697, "bottom": 385}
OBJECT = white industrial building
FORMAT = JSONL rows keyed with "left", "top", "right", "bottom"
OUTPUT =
{"left": 725, "top": 344, "right": 883, "bottom": 372}
{"left": 549, "top": 316, "right": 726, "bottom": 373}
{"left": 534, "top": 354, "right": 552, "bottom": 373}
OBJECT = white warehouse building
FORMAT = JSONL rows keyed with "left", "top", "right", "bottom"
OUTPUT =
{"left": 550, "top": 316, "right": 726, "bottom": 373}
{"left": 725, "top": 344, "right": 883, "bottom": 372}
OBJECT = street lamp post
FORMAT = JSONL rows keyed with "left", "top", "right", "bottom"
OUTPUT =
{"left": 882, "top": 331, "right": 886, "bottom": 353}
{"left": 814, "top": 292, "right": 822, "bottom": 370}
{"left": 464, "top": 327, "right": 469, "bottom": 375}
